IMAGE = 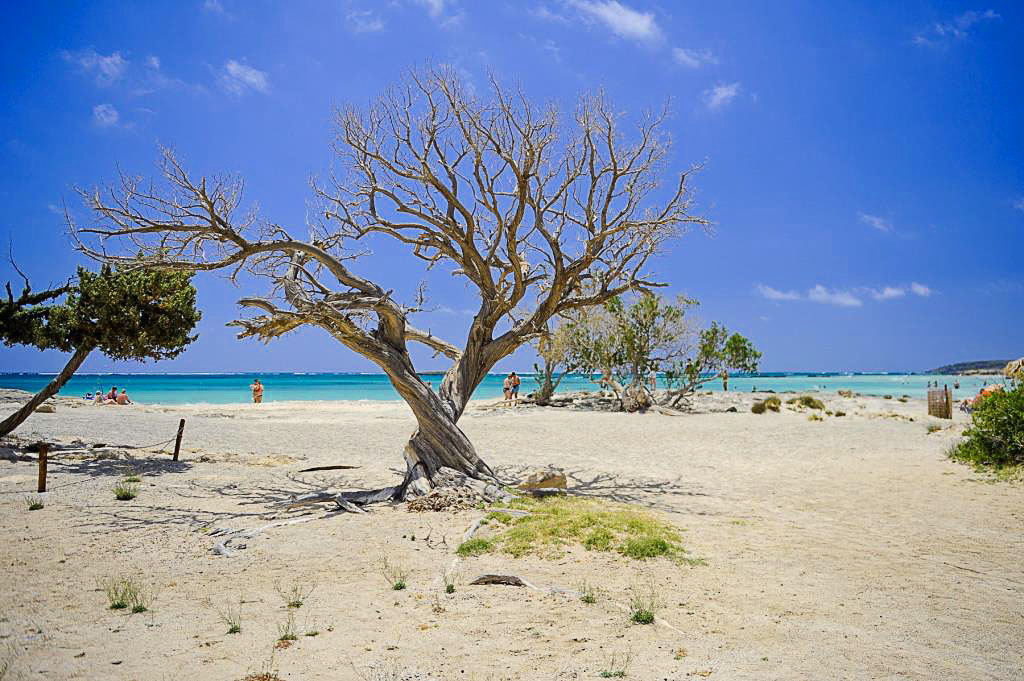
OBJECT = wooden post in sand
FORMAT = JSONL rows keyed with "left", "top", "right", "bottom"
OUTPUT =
{"left": 37, "top": 443, "right": 48, "bottom": 493}
{"left": 172, "top": 419, "right": 186, "bottom": 461}
{"left": 944, "top": 384, "right": 953, "bottom": 419}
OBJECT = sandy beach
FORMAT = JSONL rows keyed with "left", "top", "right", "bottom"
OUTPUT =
{"left": 1, "top": 390, "right": 1022, "bottom": 680}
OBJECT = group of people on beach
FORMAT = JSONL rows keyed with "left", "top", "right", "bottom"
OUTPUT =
{"left": 86, "top": 386, "right": 132, "bottom": 405}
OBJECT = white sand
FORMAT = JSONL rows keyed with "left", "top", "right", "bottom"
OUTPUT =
{"left": 1, "top": 391, "right": 1021, "bottom": 680}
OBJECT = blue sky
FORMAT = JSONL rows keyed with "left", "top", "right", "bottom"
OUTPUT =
{"left": 1, "top": 1, "right": 1021, "bottom": 373}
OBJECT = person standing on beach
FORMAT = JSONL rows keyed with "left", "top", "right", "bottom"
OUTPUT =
{"left": 722, "top": 369, "right": 729, "bottom": 392}
{"left": 250, "top": 378, "right": 264, "bottom": 403}
{"left": 510, "top": 372, "right": 521, "bottom": 405}
{"left": 502, "top": 375, "right": 512, "bottom": 403}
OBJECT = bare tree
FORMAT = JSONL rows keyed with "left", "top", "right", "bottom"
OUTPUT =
{"left": 72, "top": 67, "right": 708, "bottom": 502}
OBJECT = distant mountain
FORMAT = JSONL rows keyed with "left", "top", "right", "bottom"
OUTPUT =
{"left": 929, "top": 360, "right": 1012, "bottom": 375}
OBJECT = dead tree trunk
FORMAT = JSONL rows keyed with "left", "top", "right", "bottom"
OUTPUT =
{"left": 0, "top": 346, "right": 92, "bottom": 437}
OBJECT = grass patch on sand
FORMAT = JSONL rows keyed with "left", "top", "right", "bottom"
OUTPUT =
{"left": 751, "top": 396, "right": 781, "bottom": 414}
{"left": 101, "top": 575, "right": 151, "bottom": 612}
{"left": 113, "top": 481, "right": 139, "bottom": 501}
{"left": 472, "top": 496, "right": 686, "bottom": 561}
{"left": 787, "top": 395, "right": 825, "bottom": 410}
{"left": 455, "top": 537, "right": 495, "bottom": 557}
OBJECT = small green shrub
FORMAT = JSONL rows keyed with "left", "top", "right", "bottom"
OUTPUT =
{"left": 834, "top": 411, "right": 846, "bottom": 417}
{"left": 442, "top": 568, "right": 458, "bottom": 594}
{"left": 113, "top": 482, "right": 139, "bottom": 501}
{"left": 122, "top": 474, "right": 142, "bottom": 483}
{"left": 277, "top": 613, "right": 298, "bottom": 641}
{"left": 787, "top": 395, "right": 825, "bottom": 410}
{"left": 379, "top": 556, "right": 409, "bottom": 590}
{"left": 456, "top": 537, "right": 495, "bottom": 557}
{"left": 807, "top": 413, "right": 823, "bottom": 422}
{"left": 577, "top": 580, "right": 598, "bottom": 604}
{"left": 628, "top": 585, "right": 658, "bottom": 625}
{"left": 275, "top": 579, "right": 316, "bottom": 609}
{"left": 101, "top": 576, "right": 150, "bottom": 612}
{"left": 927, "top": 424, "right": 942, "bottom": 434}
{"left": 883, "top": 394, "right": 893, "bottom": 399}
{"left": 619, "top": 536, "right": 673, "bottom": 559}
{"left": 214, "top": 598, "right": 242, "bottom": 634}
{"left": 598, "top": 651, "right": 632, "bottom": 678}
{"left": 751, "top": 400, "right": 765, "bottom": 414}
{"left": 950, "top": 384, "right": 1024, "bottom": 468}
{"left": 25, "top": 495, "right": 44, "bottom": 511}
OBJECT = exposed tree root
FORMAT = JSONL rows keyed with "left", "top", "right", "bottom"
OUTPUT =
{"left": 210, "top": 516, "right": 322, "bottom": 557}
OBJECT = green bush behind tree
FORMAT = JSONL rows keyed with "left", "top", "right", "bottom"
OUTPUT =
{"left": 951, "top": 383, "right": 1024, "bottom": 468}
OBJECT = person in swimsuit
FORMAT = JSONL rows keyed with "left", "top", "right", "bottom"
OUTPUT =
{"left": 502, "top": 375, "right": 512, "bottom": 403}
{"left": 509, "top": 372, "right": 521, "bottom": 405}
{"left": 115, "top": 389, "right": 132, "bottom": 405}
{"left": 250, "top": 378, "right": 264, "bottom": 403}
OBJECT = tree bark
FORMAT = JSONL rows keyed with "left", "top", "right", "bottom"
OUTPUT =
{"left": 0, "top": 346, "right": 92, "bottom": 437}
{"left": 367, "top": 342, "right": 499, "bottom": 501}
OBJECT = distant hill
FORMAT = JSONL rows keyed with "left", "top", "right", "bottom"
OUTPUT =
{"left": 929, "top": 360, "right": 1013, "bottom": 375}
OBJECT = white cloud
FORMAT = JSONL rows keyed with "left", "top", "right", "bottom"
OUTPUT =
{"left": 672, "top": 47, "right": 717, "bottom": 68}
{"left": 347, "top": 10, "right": 385, "bottom": 32}
{"left": 807, "top": 285, "right": 862, "bottom": 307}
{"left": 703, "top": 81, "right": 740, "bottom": 111}
{"left": 531, "top": 5, "right": 571, "bottom": 23}
{"left": 220, "top": 60, "right": 269, "bottom": 95}
{"left": 62, "top": 48, "right": 128, "bottom": 86}
{"left": 756, "top": 284, "right": 801, "bottom": 302}
{"left": 568, "top": 0, "right": 662, "bottom": 44}
{"left": 146, "top": 55, "right": 161, "bottom": 69}
{"left": 412, "top": 0, "right": 463, "bottom": 28}
{"left": 415, "top": 0, "right": 448, "bottom": 17}
{"left": 858, "top": 212, "right": 894, "bottom": 233}
{"left": 910, "top": 282, "right": 933, "bottom": 297}
{"left": 871, "top": 286, "right": 906, "bottom": 301}
{"left": 760, "top": 282, "right": 934, "bottom": 306}
{"left": 914, "top": 9, "right": 999, "bottom": 45}
{"left": 92, "top": 103, "right": 119, "bottom": 127}
{"left": 1013, "top": 197, "right": 1024, "bottom": 213}
{"left": 203, "top": 0, "right": 228, "bottom": 15}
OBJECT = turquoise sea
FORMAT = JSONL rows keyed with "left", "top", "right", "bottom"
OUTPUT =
{"left": 0, "top": 372, "right": 1010, "bottom": 405}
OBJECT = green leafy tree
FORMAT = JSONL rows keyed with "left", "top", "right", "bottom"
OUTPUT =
{"left": 564, "top": 294, "right": 699, "bottom": 412}
{"left": 562, "top": 294, "right": 761, "bottom": 412}
{"left": 0, "top": 266, "right": 200, "bottom": 436}
{"left": 662, "top": 322, "right": 761, "bottom": 407}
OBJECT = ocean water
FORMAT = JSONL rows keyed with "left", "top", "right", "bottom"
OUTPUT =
{"left": 0, "top": 372, "right": 1009, "bottom": 405}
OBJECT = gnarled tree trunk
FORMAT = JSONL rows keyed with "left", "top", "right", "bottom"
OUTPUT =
{"left": 367, "top": 338, "right": 502, "bottom": 502}
{"left": 0, "top": 346, "right": 92, "bottom": 437}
